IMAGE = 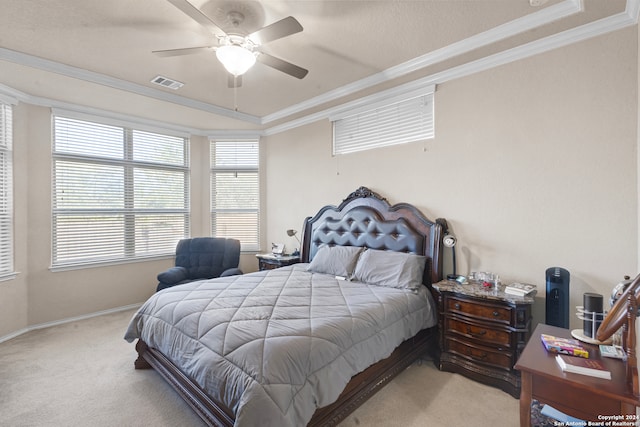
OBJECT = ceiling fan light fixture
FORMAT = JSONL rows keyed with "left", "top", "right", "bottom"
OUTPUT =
{"left": 216, "top": 44, "right": 257, "bottom": 76}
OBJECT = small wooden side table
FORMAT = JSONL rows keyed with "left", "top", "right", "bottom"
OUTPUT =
{"left": 256, "top": 253, "right": 300, "bottom": 271}
{"left": 515, "top": 323, "right": 639, "bottom": 426}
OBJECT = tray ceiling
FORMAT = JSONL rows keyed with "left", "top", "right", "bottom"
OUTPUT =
{"left": 0, "top": 0, "right": 634, "bottom": 133}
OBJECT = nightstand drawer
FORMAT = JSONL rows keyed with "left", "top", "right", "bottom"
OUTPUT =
{"left": 446, "top": 296, "right": 512, "bottom": 324}
{"left": 445, "top": 336, "right": 513, "bottom": 370}
{"left": 445, "top": 317, "right": 511, "bottom": 348}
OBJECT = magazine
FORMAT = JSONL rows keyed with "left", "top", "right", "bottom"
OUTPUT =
{"left": 504, "top": 282, "right": 537, "bottom": 296}
{"left": 599, "top": 345, "right": 626, "bottom": 360}
{"left": 540, "top": 404, "right": 586, "bottom": 424}
{"left": 541, "top": 334, "right": 589, "bottom": 358}
{"left": 556, "top": 354, "right": 611, "bottom": 379}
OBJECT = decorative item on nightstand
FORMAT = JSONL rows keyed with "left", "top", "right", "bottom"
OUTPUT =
{"left": 504, "top": 282, "right": 537, "bottom": 296}
{"left": 271, "top": 242, "right": 285, "bottom": 255}
{"left": 287, "top": 229, "right": 301, "bottom": 257}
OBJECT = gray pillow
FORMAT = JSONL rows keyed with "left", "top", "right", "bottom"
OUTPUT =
{"left": 307, "top": 245, "right": 364, "bottom": 278}
{"left": 352, "top": 249, "right": 426, "bottom": 291}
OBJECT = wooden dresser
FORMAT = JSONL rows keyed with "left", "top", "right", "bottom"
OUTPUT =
{"left": 432, "top": 279, "right": 535, "bottom": 397}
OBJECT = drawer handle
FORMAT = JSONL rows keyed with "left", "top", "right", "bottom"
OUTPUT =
{"left": 466, "top": 327, "right": 487, "bottom": 337}
{"left": 454, "top": 303, "right": 461, "bottom": 310}
{"left": 470, "top": 350, "right": 488, "bottom": 360}
{"left": 492, "top": 311, "right": 500, "bottom": 317}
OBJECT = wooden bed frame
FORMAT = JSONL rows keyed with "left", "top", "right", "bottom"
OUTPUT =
{"left": 133, "top": 186, "right": 447, "bottom": 426}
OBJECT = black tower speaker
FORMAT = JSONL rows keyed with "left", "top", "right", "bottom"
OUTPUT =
{"left": 582, "top": 293, "right": 603, "bottom": 338}
{"left": 545, "top": 267, "right": 570, "bottom": 328}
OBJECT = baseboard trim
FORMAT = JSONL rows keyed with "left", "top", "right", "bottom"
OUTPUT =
{"left": 0, "top": 303, "right": 142, "bottom": 344}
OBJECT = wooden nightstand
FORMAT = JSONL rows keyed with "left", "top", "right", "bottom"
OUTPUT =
{"left": 256, "top": 253, "right": 301, "bottom": 271}
{"left": 432, "top": 279, "right": 535, "bottom": 398}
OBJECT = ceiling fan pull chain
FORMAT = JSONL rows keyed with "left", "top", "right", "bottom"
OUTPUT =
{"left": 234, "top": 76, "right": 238, "bottom": 112}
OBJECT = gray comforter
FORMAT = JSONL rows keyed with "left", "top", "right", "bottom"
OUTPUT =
{"left": 124, "top": 264, "right": 437, "bottom": 427}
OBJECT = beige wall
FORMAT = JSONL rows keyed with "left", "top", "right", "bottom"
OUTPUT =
{"left": 263, "top": 27, "right": 638, "bottom": 330}
{"left": 0, "top": 24, "right": 637, "bottom": 338}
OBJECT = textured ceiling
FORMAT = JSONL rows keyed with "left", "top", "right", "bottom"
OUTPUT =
{"left": 0, "top": 0, "right": 630, "bottom": 131}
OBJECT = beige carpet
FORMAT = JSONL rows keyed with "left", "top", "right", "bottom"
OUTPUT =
{"left": 0, "top": 309, "right": 519, "bottom": 426}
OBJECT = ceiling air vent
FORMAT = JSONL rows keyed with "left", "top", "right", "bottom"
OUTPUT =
{"left": 151, "top": 75, "right": 184, "bottom": 90}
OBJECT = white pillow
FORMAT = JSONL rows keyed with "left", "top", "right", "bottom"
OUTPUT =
{"left": 307, "top": 245, "right": 364, "bottom": 278}
{"left": 352, "top": 249, "right": 426, "bottom": 291}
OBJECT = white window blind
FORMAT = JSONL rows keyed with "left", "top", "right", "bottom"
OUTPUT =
{"left": 0, "top": 102, "right": 13, "bottom": 277}
{"left": 332, "top": 92, "right": 434, "bottom": 155}
{"left": 52, "top": 116, "right": 190, "bottom": 268}
{"left": 210, "top": 140, "right": 259, "bottom": 252}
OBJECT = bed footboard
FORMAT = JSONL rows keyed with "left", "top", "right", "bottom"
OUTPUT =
{"left": 134, "top": 339, "right": 235, "bottom": 427}
{"left": 133, "top": 326, "right": 438, "bottom": 427}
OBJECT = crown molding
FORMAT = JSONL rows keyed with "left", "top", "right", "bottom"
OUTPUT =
{"left": 261, "top": 0, "right": 583, "bottom": 124}
{"left": 627, "top": 0, "right": 640, "bottom": 19}
{"left": 0, "top": 84, "right": 22, "bottom": 105}
{"left": 0, "top": 83, "right": 205, "bottom": 136}
{"left": 0, "top": 47, "right": 261, "bottom": 125}
{"left": 0, "top": 0, "right": 583, "bottom": 129}
{"left": 1, "top": 0, "right": 637, "bottom": 140}
{"left": 264, "top": 0, "right": 638, "bottom": 136}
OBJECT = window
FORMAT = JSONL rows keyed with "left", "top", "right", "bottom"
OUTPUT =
{"left": 332, "top": 87, "right": 435, "bottom": 155}
{"left": 0, "top": 101, "right": 13, "bottom": 278}
{"left": 210, "top": 139, "right": 259, "bottom": 252}
{"left": 52, "top": 115, "right": 189, "bottom": 268}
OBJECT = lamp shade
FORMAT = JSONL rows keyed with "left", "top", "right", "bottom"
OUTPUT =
{"left": 216, "top": 45, "right": 257, "bottom": 76}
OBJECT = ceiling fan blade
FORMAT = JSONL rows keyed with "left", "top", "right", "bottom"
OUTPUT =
{"left": 166, "top": 0, "right": 226, "bottom": 37}
{"left": 248, "top": 16, "right": 303, "bottom": 45}
{"left": 152, "top": 46, "right": 215, "bottom": 57}
{"left": 257, "top": 53, "right": 308, "bottom": 79}
{"left": 228, "top": 74, "right": 242, "bottom": 88}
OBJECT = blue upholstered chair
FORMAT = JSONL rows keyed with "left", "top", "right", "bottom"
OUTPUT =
{"left": 156, "top": 237, "right": 243, "bottom": 291}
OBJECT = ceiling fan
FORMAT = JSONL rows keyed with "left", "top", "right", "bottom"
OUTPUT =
{"left": 154, "top": 0, "right": 308, "bottom": 87}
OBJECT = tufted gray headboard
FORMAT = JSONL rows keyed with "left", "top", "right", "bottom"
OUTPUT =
{"left": 300, "top": 187, "right": 447, "bottom": 287}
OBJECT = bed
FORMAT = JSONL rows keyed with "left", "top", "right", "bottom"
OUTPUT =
{"left": 125, "top": 186, "right": 447, "bottom": 426}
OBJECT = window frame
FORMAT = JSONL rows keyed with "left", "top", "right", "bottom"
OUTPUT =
{"left": 331, "top": 85, "right": 435, "bottom": 155}
{"left": 51, "top": 112, "right": 190, "bottom": 270}
{"left": 0, "top": 98, "right": 15, "bottom": 280}
{"left": 210, "top": 139, "right": 260, "bottom": 253}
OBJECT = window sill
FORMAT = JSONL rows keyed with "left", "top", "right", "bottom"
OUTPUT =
{"left": 50, "top": 255, "right": 174, "bottom": 272}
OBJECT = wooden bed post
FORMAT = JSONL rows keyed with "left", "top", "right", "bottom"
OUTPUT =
{"left": 625, "top": 293, "right": 639, "bottom": 397}
{"left": 134, "top": 339, "right": 152, "bottom": 369}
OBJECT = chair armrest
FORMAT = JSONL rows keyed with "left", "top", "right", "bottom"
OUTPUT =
{"left": 157, "top": 266, "right": 188, "bottom": 285}
{"left": 220, "top": 268, "right": 243, "bottom": 277}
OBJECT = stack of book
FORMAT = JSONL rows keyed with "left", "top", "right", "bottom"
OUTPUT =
{"left": 504, "top": 282, "right": 537, "bottom": 296}
{"left": 540, "top": 334, "right": 589, "bottom": 358}
{"left": 541, "top": 333, "right": 612, "bottom": 379}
